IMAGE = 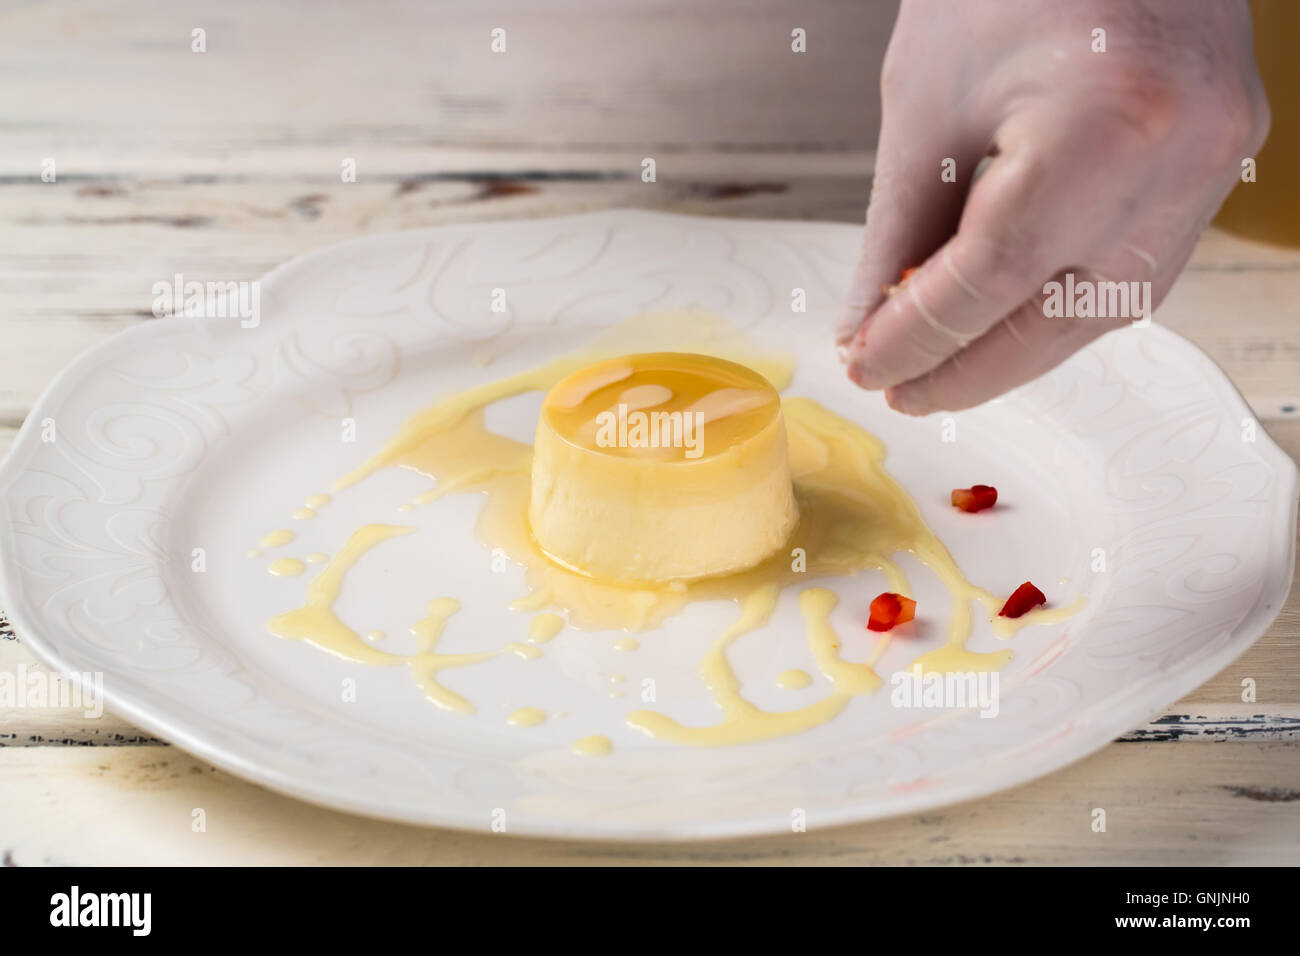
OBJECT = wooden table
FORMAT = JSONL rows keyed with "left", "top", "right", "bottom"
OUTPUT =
{"left": 1, "top": 0, "right": 1297, "bottom": 865}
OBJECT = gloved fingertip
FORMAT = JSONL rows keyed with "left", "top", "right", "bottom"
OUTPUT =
{"left": 834, "top": 308, "right": 865, "bottom": 349}
{"left": 885, "top": 385, "right": 932, "bottom": 416}
{"left": 845, "top": 347, "right": 884, "bottom": 390}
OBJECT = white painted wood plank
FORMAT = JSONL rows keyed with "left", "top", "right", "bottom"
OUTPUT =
{"left": 5, "top": 148, "right": 878, "bottom": 180}
{"left": 1121, "top": 705, "right": 1300, "bottom": 741}
{"left": 1, "top": 0, "right": 893, "bottom": 177}
{"left": 0, "top": 740, "right": 1295, "bottom": 864}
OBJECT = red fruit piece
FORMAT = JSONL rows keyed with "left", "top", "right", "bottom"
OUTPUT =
{"left": 868, "top": 592, "right": 917, "bottom": 632}
{"left": 999, "top": 582, "right": 1046, "bottom": 619}
{"left": 951, "top": 484, "right": 998, "bottom": 512}
{"left": 881, "top": 266, "right": 920, "bottom": 297}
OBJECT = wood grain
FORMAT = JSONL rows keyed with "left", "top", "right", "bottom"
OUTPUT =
{"left": 0, "top": 0, "right": 891, "bottom": 176}
{"left": 0, "top": 741, "right": 1294, "bottom": 865}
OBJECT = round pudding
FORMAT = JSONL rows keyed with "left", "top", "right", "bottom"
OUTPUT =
{"left": 529, "top": 352, "right": 799, "bottom": 583}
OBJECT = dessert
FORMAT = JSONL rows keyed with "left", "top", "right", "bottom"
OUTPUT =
{"left": 528, "top": 352, "right": 799, "bottom": 583}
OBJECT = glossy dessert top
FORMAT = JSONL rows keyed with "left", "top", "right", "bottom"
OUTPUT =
{"left": 540, "top": 352, "right": 781, "bottom": 461}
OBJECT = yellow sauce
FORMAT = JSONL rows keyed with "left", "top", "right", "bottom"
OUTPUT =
{"left": 262, "top": 311, "right": 1083, "bottom": 750}
{"left": 991, "top": 596, "right": 1088, "bottom": 639}
{"left": 259, "top": 529, "right": 295, "bottom": 549}
{"left": 776, "top": 669, "right": 813, "bottom": 690}
{"left": 527, "top": 613, "right": 565, "bottom": 644}
{"left": 268, "top": 524, "right": 416, "bottom": 666}
{"left": 267, "top": 557, "right": 306, "bottom": 577}
{"left": 305, "top": 493, "right": 331, "bottom": 508}
{"left": 573, "top": 734, "right": 613, "bottom": 757}
{"left": 407, "top": 597, "right": 496, "bottom": 713}
{"left": 292, "top": 508, "right": 316, "bottom": 520}
{"left": 508, "top": 707, "right": 547, "bottom": 727}
{"left": 613, "top": 638, "right": 640, "bottom": 652}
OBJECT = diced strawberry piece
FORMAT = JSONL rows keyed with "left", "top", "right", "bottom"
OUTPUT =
{"left": 951, "top": 484, "right": 998, "bottom": 512}
{"left": 999, "top": 582, "right": 1047, "bottom": 618}
{"left": 899, "top": 266, "right": 918, "bottom": 283}
{"left": 868, "top": 592, "right": 917, "bottom": 632}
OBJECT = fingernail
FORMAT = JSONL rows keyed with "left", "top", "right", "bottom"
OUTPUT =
{"left": 846, "top": 355, "right": 874, "bottom": 389}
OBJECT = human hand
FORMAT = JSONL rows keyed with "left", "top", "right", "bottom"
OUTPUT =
{"left": 837, "top": 0, "right": 1271, "bottom": 414}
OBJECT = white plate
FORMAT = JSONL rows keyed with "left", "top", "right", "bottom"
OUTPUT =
{"left": 2, "top": 211, "right": 1295, "bottom": 840}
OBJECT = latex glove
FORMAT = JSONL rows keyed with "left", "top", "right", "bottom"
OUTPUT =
{"left": 837, "top": 0, "right": 1270, "bottom": 414}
